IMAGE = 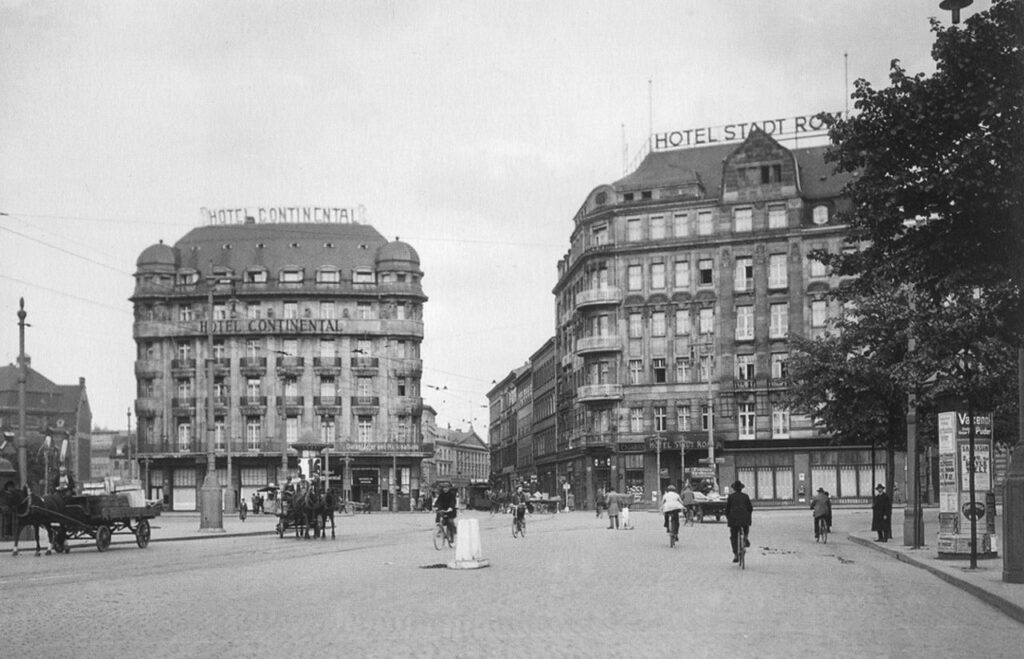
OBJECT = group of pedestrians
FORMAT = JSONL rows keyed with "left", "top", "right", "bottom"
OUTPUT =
{"left": 658, "top": 480, "right": 751, "bottom": 562}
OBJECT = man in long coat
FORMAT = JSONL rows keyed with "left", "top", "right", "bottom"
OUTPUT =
{"left": 605, "top": 487, "right": 621, "bottom": 529}
{"left": 872, "top": 484, "right": 892, "bottom": 542}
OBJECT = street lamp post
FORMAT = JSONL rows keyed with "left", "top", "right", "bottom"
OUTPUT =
{"left": 16, "top": 299, "right": 28, "bottom": 488}
{"left": 127, "top": 407, "right": 133, "bottom": 481}
{"left": 199, "top": 263, "right": 224, "bottom": 532}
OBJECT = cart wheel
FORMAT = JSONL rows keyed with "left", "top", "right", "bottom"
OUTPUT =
{"left": 276, "top": 521, "right": 284, "bottom": 538}
{"left": 96, "top": 526, "right": 111, "bottom": 552}
{"left": 136, "top": 519, "right": 151, "bottom": 548}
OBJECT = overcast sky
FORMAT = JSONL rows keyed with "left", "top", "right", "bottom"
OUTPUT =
{"left": 0, "top": 1, "right": 967, "bottom": 432}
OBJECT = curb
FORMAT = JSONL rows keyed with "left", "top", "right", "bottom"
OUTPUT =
{"left": 848, "top": 533, "right": 1024, "bottom": 625}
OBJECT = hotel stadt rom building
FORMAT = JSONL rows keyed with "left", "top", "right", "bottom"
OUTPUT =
{"left": 132, "top": 214, "right": 428, "bottom": 511}
{"left": 490, "top": 126, "right": 902, "bottom": 507}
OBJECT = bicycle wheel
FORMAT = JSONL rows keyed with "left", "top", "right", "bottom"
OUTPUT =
{"left": 820, "top": 518, "right": 828, "bottom": 544}
{"left": 512, "top": 518, "right": 522, "bottom": 538}
{"left": 433, "top": 525, "right": 445, "bottom": 550}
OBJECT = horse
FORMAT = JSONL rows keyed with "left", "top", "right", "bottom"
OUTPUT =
{"left": 0, "top": 486, "right": 64, "bottom": 556}
{"left": 316, "top": 488, "right": 338, "bottom": 540}
{"left": 288, "top": 487, "right": 322, "bottom": 539}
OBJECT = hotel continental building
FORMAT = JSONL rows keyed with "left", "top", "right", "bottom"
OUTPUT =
{"left": 544, "top": 127, "right": 902, "bottom": 508}
{"left": 132, "top": 216, "right": 428, "bottom": 511}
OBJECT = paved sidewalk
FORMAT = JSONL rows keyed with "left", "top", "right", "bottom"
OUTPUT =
{"left": 848, "top": 505, "right": 1024, "bottom": 624}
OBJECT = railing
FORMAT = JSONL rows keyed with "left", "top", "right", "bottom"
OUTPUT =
{"left": 575, "top": 286, "right": 622, "bottom": 307}
{"left": 314, "top": 395, "right": 343, "bottom": 407}
{"left": 134, "top": 360, "right": 161, "bottom": 377}
{"left": 276, "top": 356, "right": 305, "bottom": 368}
{"left": 577, "top": 384, "right": 624, "bottom": 402}
{"left": 171, "top": 358, "right": 196, "bottom": 371}
{"left": 211, "top": 357, "right": 231, "bottom": 371}
{"left": 576, "top": 336, "right": 623, "bottom": 354}
{"left": 350, "top": 356, "right": 380, "bottom": 369}
{"left": 239, "top": 395, "right": 267, "bottom": 407}
{"left": 171, "top": 396, "right": 195, "bottom": 408}
{"left": 239, "top": 357, "right": 267, "bottom": 370}
{"left": 276, "top": 396, "right": 305, "bottom": 407}
{"left": 350, "top": 396, "right": 380, "bottom": 407}
{"left": 313, "top": 357, "right": 343, "bottom": 368}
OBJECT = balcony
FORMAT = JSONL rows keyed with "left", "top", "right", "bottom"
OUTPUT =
{"left": 135, "top": 398, "right": 160, "bottom": 415}
{"left": 172, "top": 396, "right": 195, "bottom": 410}
{"left": 577, "top": 384, "right": 624, "bottom": 403}
{"left": 239, "top": 357, "right": 267, "bottom": 375}
{"left": 313, "top": 356, "right": 343, "bottom": 373}
{"left": 350, "top": 356, "right": 379, "bottom": 373}
{"left": 350, "top": 396, "right": 380, "bottom": 413}
{"left": 134, "top": 360, "right": 161, "bottom": 378}
{"left": 567, "top": 431, "right": 616, "bottom": 449}
{"left": 171, "top": 358, "right": 196, "bottom": 374}
{"left": 575, "top": 286, "right": 622, "bottom": 308}
{"left": 768, "top": 378, "right": 788, "bottom": 390}
{"left": 314, "top": 395, "right": 342, "bottom": 407}
{"left": 239, "top": 395, "right": 267, "bottom": 409}
{"left": 211, "top": 357, "right": 231, "bottom": 374}
{"left": 395, "top": 396, "right": 424, "bottom": 414}
{"left": 276, "top": 395, "right": 305, "bottom": 410}
{"left": 576, "top": 336, "right": 623, "bottom": 354}
{"left": 275, "top": 356, "right": 305, "bottom": 377}
{"left": 212, "top": 395, "right": 231, "bottom": 410}
{"left": 393, "top": 358, "right": 423, "bottom": 378}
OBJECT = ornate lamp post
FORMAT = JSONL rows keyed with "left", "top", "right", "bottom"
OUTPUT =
{"left": 199, "top": 263, "right": 224, "bottom": 532}
{"left": 16, "top": 298, "right": 29, "bottom": 488}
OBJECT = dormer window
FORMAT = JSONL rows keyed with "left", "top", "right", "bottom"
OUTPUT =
{"left": 280, "top": 268, "right": 304, "bottom": 284}
{"left": 353, "top": 269, "right": 375, "bottom": 284}
{"left": 246, "top": 268, "right": 268, "bottom": 284}
{"left": 316, "top": 268, "right": 341, "bottom": 284}
{"left": 177, "top": 271, "right": 199, "bottom": 286}
{"left": 812, "top": 205, "right": 830, "bottom": 225}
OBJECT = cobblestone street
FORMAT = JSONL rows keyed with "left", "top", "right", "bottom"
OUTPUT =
{"left": 2, "top": 508, "right": 1021, "bottom": 658}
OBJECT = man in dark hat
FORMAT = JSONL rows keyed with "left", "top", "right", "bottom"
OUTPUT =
{"left": 810, "top": 487, "right": 831, "bottom": 541}
{"left": 872, "top": 484, "right": 892, "bottom": 542}
{"left": 725, "top": 480, "right": 753, "bottom": 562}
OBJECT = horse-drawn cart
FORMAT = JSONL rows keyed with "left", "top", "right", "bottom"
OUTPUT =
{"left": 50, "top": 492, "right": 162, "bottom": 552}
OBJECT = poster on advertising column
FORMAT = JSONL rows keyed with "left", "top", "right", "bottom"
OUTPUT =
{"left": 936, "top": 409, "right": 995, "bottom": 557}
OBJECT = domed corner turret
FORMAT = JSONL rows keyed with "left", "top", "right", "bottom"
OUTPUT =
{"left": 136, "top": 240, "right": 178, "bottom": 274}
{"left": 375, "top": 237, "right": 422, "bottom": 276}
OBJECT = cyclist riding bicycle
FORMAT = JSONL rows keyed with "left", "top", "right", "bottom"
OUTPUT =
{"left": 511, "top": 485, "right": 532, "bottom": 525}
{"left": 725, "top": 480, "right": 753, "bottom": 563}
{"left": 660, "top": 485, "right": 684, "bottom": 541}
{"left": 433, "top": 482, "right": 458, "bottom": 542}
{"left": 810, "top": 487, "right": 832, "bottom": 541}
{"left": 681, "top": 482, "right": 696, "bottom": 525}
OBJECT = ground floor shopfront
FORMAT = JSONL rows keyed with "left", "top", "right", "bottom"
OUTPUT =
{"left": 140, "top": 453, "right": 430, "bottom": 513}
{"left": 518, "top": 443, "right": 905, "bottom": 513}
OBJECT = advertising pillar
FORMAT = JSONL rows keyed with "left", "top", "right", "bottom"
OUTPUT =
{"left": 937, "top": 410, "right": 996, "bottom": 558}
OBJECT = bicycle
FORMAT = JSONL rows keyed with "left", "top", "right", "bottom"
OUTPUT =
{"left": 433, "top": 513, "right": 455, "bottom": 550}
{"left": 512, "top": 506, "right": 527, "bottom": 538}
{"left": 736, "top": 527, "right": 747, "bottom": 569}
{"left": 666, "top": 511, "right": 680, "bottom": 548}
{"left": 815, "top": 516, "right": 829, "bottom": 544}
{"left": 683, "top": 505, "right": 695, "bottom": 527}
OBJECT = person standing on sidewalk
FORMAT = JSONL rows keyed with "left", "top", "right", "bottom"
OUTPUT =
{"left": 725, "top": 480, "right": 753, "bottom": 563}
{"left": 872, "top": 484, "right": 892, "bottom": 542}
{"left": 239, "top": 497, "right": 248, "bottom": 522}
{"left": 605, "top": 487, "right": 621, "bottom": 529}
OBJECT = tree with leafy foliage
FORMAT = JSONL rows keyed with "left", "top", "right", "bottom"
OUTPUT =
{"left": 791, "top": 1, "right": 1023, "bottom": 468}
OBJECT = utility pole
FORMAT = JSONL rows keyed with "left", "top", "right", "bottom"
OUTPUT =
{"left": 199, "top": 262, "right": 224, "bottom": 531}
{"left": 16, "top": 298, "right": 28, "bottom": 488}
{"left": 127, "top": 407, "right": 133, "bottom": 481}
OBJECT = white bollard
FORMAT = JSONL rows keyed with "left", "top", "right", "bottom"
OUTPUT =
{"left": 448, "top": 518, "right": 490, "bottom": 569}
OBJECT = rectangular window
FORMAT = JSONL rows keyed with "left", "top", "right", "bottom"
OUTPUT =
{"left": 675, "top": 309, "right": 690, "bottom": 336}
{"left": 652, "top": 358, "right": 667, "bottom": 383}
{"left": 317, "top": 269, "right": 340, "bottom": 283}
{"left": 212, "top": 341, "right": 226, "bottom": 360}
{"left": 214, "top": 417, "right": 226, "bottom": 451}
{"left": 734, "top": 257, "right": 753, "bottom": 292}
{"left": 700, "top": 354, "right": 715, "bottom": 382}
{"left": 770, "top": 303, "right": 789, "bottom": 338}
{"left": 735, "top": 306, "right": 754, "bottom": 340}
{"left": 701, "top": 404, "right": 715, "bottom": 431}
{"left": 353, "top": 270, "right": 375, "bottom": 284}
{"left": 697, "top": 211, "right": 713, "bottom": 236}
{"left": 395, "top": 303, "right": 407, "bottom": 320}
{"left": 592, "top": 224, "right": 607, "bottom": 246}
{"left": 282, "top": 338, "right": 298, "bottom": 357}
{"left": 286, "top": 416, "right": 299, "bottom": 446}
{"left": 356, "top": 302, "right": 373, "bottom": 319}
{"left": 246, "top": 378, "right": 261, "bottom": 397}
{"left": 733, "top": 207, "right": 752, "bottom": 232}
{"left": 320, "top": 416, "right": 336, "bottom": 444}
{"left": 673, "top": 212, "right": 688, "bottom": 237}
{"left": 628, "top": 312, "right": 643, "bottom": 338}
{"left": 699, "top": 307, "right": 714, "bottom": 335}
{"left": 674, "top": 261, "right": 690, "bottom": 289}
{"left": 627, "top": 265, "right": 642, "bottom": 291}
{"left": 677, "top": 405, "right": 691, "bottom": 431}
{"left": 320, "top": 338, "right": 335, "bottom": 358}
{"left": 654, "top": 406, "right": 667, "bottom": 432}
{"left": 213, "top": 303, "right": 229, "bottom": 320}
{"left": 698, "top": 259, "right": 713, "bottom": 286}
{"left": 810, "top": 255, "right": 829, "bottom": 278}
{"left": 768, "top": 254, "right": 787, "bottom": 289}
{"left": 177, "top": 420, "right": 192, "bottom": 451}
{"left": 357, "top": 377, "right": 372, "bottom": 397}
{"left": 651, "top": 311, "right": 666, "bottom": 337}
{"left": 627, "top": 218, "right": 642, "bottom": 242}
{"left": 771, "top": 353, "right": 788, "bottom": 379}
{"left": 772, "top": 408, "right": 791, "bottom": 438}
{"left": 629, "top": 359, "right": 643, "bottom": 385}
{"left": 245, "top": 339, "right": 261, "bottom": 360}
{"left": 280, "top": 269, "right": 303, "bottom": 283}
{"left": 811, "top": 300, "right": 828, "bottom": 327}
{"left": 319, "top": 376, "right": 336, "bottom": 398}
{"left": 176, "top": 378, "right": 193, "bottom": 398}
{"left": 738, "top": 402, "right": 756, "bottom": 439}
{"left": 320, "top": 301, "right": 336, "bottom": 319}
{"left": 246, "top": 303, "right": 261, "bottom": 320}
{"left": 736, "top": 354, "right": 755, "bottom": 380}
{"left": 179, "top": 304, "right": 193, "bottom": 322}
{"left": 283, "top": 302, "right": 298, "bottom": 319}
{"left": 247, "top": 269, "right": 268, "bottom": 284}
{"left": 629, "top": 408, "right": 643, "bottom": 433}
{"left": 650, "top": 263, "right": 665, "bottom": 289}
{"left": 675, "top": 357, "right": 691, "bottom": 383}
{"left": 768, "top": 204, "right": 787, "bottom": 229}
{"left": 357, "top": 416, "right": 373, "bottom": 442}
{"left": 649, "top": 215, "right": 665, "bottom": 240}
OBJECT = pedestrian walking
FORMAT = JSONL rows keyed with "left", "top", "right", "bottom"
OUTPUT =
{"left": 872, "top": 484, "right": 892, "bottom": 542}
{"left": 605, "top": 487, "right": 621, "bottom": 529}
{"left": 595, "top": 489, "right": 605, "bottom": 518}
{"left": 239, "top": 498, "right": 248, "bottom": 522}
